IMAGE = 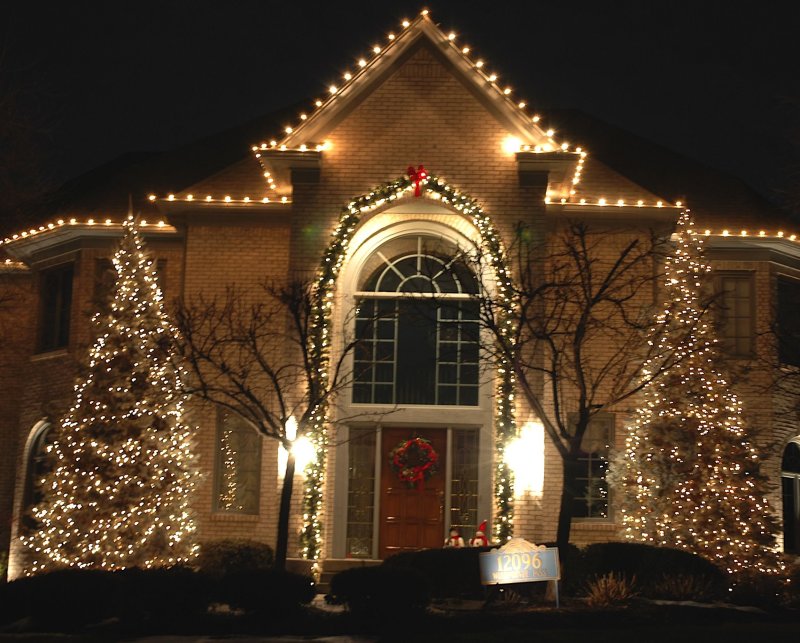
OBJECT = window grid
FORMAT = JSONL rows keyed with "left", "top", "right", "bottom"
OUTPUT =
{"left": 449, "top": 429, "right": 480, "bottom": 541}
{"left": 353, "top": 236, "right": 480, "bottom": 407}
{"left": 717, "top": 273, "right": 754, "bottom": 357}
{"left": 346, "top": 428, "right": 377, "bottom": 558}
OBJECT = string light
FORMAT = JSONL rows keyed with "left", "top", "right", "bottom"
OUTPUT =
{"left": 615, "top": 210, "right": 785, "bottom": 578}
{"left": 306, "top": 170, "right": 519, "bottom": 562}
{"left": 21, "top": 215, "right": 198, "bottom": 574}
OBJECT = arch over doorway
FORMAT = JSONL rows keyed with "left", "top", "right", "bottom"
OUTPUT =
{"left": 302, "top": 171, "right": 518, "bottom": 565}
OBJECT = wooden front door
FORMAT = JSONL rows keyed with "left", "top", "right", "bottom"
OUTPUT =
{"left": 380, "top": 428, "right": 447, "bottom": 558}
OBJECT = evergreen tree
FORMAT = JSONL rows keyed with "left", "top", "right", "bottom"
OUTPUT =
{"left": 613, "top": 210, "right": 784, "bottom": 576}
{"left": 24, "top": 215, "right": 197, "bottom": 573}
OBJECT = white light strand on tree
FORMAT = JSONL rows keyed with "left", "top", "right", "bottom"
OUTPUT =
{"left": 219, "top": 428, "right": 241, "bottom": 511}
{"left": 23, "top": 214, "right": 198, "bottom": 573}
{"left": 616, "top": 209, "right": 784, "bottom": 576}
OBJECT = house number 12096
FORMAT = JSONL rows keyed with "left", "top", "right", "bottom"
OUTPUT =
{"left": 496, "top": 552, "right": 542, "bottom": 572}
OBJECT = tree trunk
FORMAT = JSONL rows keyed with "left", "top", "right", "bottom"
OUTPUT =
{"left": 556, "top": 455, "right": 580, "bottom": 549}
{"left": 274, "top": 451, "right": 296, "bottom": 571}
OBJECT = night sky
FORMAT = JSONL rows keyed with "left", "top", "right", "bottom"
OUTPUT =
{"left": 3, "top": 1, "right": 799, "bottom": 215}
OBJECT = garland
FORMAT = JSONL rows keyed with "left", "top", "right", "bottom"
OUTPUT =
{"left": 390, "top": 437, "right": 439, "bottom": 486}
{"left": 301, "top": 170, "right": 518, "bottom": 570}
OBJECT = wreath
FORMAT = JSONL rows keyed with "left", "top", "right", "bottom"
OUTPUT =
{"left": 390, "top": 437, "right": 439, "bottom": 487}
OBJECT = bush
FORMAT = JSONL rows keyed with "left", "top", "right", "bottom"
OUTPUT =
{"left": 0, "top": 569, "right": 120, "bottom": 630}
{"left": 329, "top": 565, "right": 430, "bottom": 620}
{"left": 0, "top": 566, "right": 213, "bottom": 631}
{"left": 727, "top": 570, "right": 787, "bottom": 608}
{"left": 113, "top": 566, "right": 212, "bottom": 626}
{"left": 579, "top": 542, "right": 725, "bottom": 601}
{"left": 382, "top": 546, "right": 489, "bottom": 598}
{"left": 584, "top": 573, "right": 637, "bottom": 607}
{"left": 649, "top": 572, "right": 719, "bottom": 602}
{"left": 212, "top": 569, "right": 315, "bottom": 614}
{"left": 195, "top": 539, "right": 274, "bottom": 577}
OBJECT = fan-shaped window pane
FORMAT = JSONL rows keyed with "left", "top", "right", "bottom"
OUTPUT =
{"left": 354, "top": 235, "right": 480, "bottom": 406}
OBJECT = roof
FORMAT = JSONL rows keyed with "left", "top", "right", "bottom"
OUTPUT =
{"left": 3, "top": 10, "right": 795, "bottom": 246}
{"left": 542, "top": 109, "right": 795, "bottom": 229}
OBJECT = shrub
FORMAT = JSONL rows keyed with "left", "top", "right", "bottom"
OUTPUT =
{"left": 195, "top": 539, "right": 274, "bottom": 578}
{"left": 329, "top": 565, "right": 430, "bottom": 620}
{"left": 0, "top": 566, "right": 213, "bottom": 631}
{"left": 580, "top": 542, "right": 725, "bottom": 600}
{"left": 727, "top": 570, "right": 787, "bottom": 608}
{"left": 0, "top": 569, "right": 120, "bottom": 630}
{"left": 114, "top": 566, "right": 212, "bottom": 626}
{"left": 382, "top": 546, "right": 489, "bottom": 598}
{"left": 585, "top": 573, "right": 637, "bottom": 607}
{"left": 212, "top": 569, "right": 315, "bottom": 614}
{"left": 649, "top": 573, "right": 718, "bottom": 602}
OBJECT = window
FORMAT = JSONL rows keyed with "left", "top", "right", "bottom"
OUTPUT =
{"left": 717, "top": 272, "right": 754, "bottom": 357}
{"left": 213, "top": 409, "right": 262, "bottom": 514}
{"left": 449, "top": 428, "right": 480, "bottom": 541}
{"left": 345, "top": 428, "right": 376, "bottom": 558}
{"left": 570, "top": 414, "right": 613, "bottom": 519}
{"left": 22, "top": 422, "right": 53, "bottom": 529}
{"left": 39, "top": 264, "right": 73, "bottom": 351}
{"left": 353, "top": 235, "right": 480, "bottom": 406}
{"left": 777, "top": 278, "right": 800, "bottom": 367}
{"left": 782, "top": 441, "right": 800, "bottom": 554}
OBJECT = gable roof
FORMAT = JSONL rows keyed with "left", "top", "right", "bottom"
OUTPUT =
{"left": 272, "top": 12, "right": 556, "bottom": 151}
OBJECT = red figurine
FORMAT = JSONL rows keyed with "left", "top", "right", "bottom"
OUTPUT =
{"left": 470, "top": 520, "right": 489, "bottom": 547}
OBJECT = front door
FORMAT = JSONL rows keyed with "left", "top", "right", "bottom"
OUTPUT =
{"left": 379, "top": 427, "right": 446, "bottom": 558}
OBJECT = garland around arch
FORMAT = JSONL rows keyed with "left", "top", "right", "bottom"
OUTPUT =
{"left": 300, "top": 172, "right": 518, "bottom": 566}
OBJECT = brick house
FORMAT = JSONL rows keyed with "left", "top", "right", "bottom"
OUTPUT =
{"left": 1, "top": 12, "right": 798, "bottom": 579}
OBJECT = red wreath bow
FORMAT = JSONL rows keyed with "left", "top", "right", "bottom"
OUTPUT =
{"left": 407, "top": 164, "right": 427, "bottom": 197}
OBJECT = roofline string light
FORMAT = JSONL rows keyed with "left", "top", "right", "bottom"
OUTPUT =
{"left": 1, "top": 218, "right": 171, "bottom": 246}
{"left": 250, "top": 11, "right": 570, "bottom": 163}
{"left": 147, "top": 194, "right": 291, "bottom": 205}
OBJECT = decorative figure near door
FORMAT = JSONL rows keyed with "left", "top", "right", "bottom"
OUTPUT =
{"left": 470, "top": 520, "right": 490, "bottom": 547}
{"left": 444, "top": 527, "right": 465, "bottom": 548}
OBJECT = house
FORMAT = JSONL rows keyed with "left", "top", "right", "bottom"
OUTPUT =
{"left": 1, "top": 11, "right": 798, "bottom": 579}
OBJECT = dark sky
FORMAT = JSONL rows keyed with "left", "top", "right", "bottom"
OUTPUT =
{"left": 4, "top": 0, "right": 800, "bottom": 212}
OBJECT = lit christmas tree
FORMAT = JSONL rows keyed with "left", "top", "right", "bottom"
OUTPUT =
{"left": 24, "top": 215, "right": 198, "bottom": 573}
{"left": 615, "top": 210, "right": 784, "bottom": 576}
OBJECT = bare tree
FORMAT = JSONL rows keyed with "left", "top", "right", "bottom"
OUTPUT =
{"left": 470, "top": 220, "right": 691, "bottom": 547}
{"left": 174, "top": 279, "right": 362, "bottom": 570}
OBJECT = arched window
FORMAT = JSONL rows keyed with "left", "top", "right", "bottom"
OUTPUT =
{"left": 782, "top": 441, "right": 800, "bottom": 553}
{"left": 353, "top": 235, "right": 480, "bottom": 406}
{"left": 22, "top": 421, "right": 53, "bottom": 529}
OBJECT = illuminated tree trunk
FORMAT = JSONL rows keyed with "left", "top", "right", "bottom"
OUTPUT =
{"left": 275, "top": 450, "right": 296, "bottom": 571}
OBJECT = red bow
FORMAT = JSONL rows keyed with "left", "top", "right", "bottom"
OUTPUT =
{"left": 407, "top": 164, "right": 427, "bottom": 197}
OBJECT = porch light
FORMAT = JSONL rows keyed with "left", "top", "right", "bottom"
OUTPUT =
{"left": 279, "top": 416, "right": 317, "bottom": 476}
{"left": 506, "top": 420, "right": 545, "bottom": 496}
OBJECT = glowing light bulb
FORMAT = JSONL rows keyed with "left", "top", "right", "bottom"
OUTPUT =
{"left": 358, "top": 58, "right": 366, "bottom": 67}
{"left": 329, "top": 85, "right": 338, "bottom": 94}
{"left": 448, "top": 32, "right": 456, "bottom": 40}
